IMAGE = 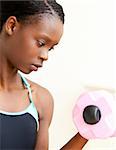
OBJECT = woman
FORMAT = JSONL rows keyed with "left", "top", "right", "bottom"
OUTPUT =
{"left": 0, "top": 0, "right": 88, "bottom": 149}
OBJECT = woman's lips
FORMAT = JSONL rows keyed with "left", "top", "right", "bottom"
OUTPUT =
{"left": 30, "top": 65, "right": 39, "bottom": 71}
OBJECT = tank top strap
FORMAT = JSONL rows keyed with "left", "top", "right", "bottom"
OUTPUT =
{"left": 18, "top": 73, "right": 34, "bottom": 104}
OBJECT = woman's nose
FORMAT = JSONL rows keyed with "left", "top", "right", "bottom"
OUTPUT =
{"left": 39, "top": 49, "right": 48, "bottom": 61}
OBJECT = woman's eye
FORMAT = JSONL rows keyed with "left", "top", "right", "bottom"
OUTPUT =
{"left": 49, "top": 47, "right": 54, "bottom": 51}
{"left": 37, "top": 40, "right": 45, "bottom": 47}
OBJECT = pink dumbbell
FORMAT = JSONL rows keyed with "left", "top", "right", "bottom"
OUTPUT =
{"left": 72, "top": 90, "right": 116, "bottom": 139}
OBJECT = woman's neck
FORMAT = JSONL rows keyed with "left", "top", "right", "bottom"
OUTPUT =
{"left": 0, "top": 49, "right": 23, "bottom": 91}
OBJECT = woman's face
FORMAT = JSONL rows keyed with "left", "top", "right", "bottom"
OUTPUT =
{"left": 2, "top": 15, "right": 63, "bottom": 74}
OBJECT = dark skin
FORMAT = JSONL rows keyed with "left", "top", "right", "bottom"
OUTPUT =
{"left": 0, "top": 14, "right": 88, "bottom": 150}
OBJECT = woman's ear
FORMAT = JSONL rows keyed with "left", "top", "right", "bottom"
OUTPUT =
{"left": 4, "top": 16, "right": 18, "bottom": 35}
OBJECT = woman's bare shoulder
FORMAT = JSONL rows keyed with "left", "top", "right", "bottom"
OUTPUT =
{"left": 26, "top": 78, "right": 54, "bottom": 120}
{"left": 26, "top": 78, "right": 53, "bottom": 99}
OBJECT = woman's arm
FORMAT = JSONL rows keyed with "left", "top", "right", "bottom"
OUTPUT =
{"left": 33, "top": 82, "right": 88, "bottom": 150}
{"left": 34, "top": 85, "right": 54, "bottom": 150}
{"left": 60, "top": 133, "right": 88, "bottom": 150}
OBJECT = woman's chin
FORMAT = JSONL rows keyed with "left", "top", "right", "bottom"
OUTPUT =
{"left": 18, "top": 68, "right": 32, "bottom": 74}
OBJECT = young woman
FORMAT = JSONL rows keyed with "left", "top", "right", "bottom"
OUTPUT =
{"left": 0, "top": 0, "right": 88, "bottom": 149}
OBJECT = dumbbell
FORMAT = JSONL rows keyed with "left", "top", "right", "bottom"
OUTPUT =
{"left": 72, "top": 90, "right": 116, "bottom": 139}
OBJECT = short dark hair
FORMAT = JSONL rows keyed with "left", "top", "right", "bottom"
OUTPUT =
{"left": 0, "top": 0, "right": 65, "bottom": 32}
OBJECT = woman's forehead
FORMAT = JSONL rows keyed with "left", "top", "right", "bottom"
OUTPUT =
{"left": 25, "top": 15, "right": 63, "bottom": 42}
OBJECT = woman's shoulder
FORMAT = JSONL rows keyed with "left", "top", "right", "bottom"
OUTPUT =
{"left": 26, "top": 78, "right": 53, "bottom": 100}
{"left": 25, "top": 78, "right": 54, "bottom": 119}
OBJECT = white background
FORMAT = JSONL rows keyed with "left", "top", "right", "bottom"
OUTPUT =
{"left": 22, "top": 0, "right": 116, "bottom": 149}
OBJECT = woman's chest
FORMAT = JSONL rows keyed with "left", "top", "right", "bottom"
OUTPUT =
{"left": 0, "top": 89, "right": 36, "bottom": 112}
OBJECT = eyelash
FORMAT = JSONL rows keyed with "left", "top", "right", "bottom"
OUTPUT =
{"left": 37, "top": 40, "right": 45, "bottom": 47}
{"left": 37, "top": 40, "right": 54, "bottom": 51}
{"left": 49, "top": 47, "right": 54, "bottom": 51}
